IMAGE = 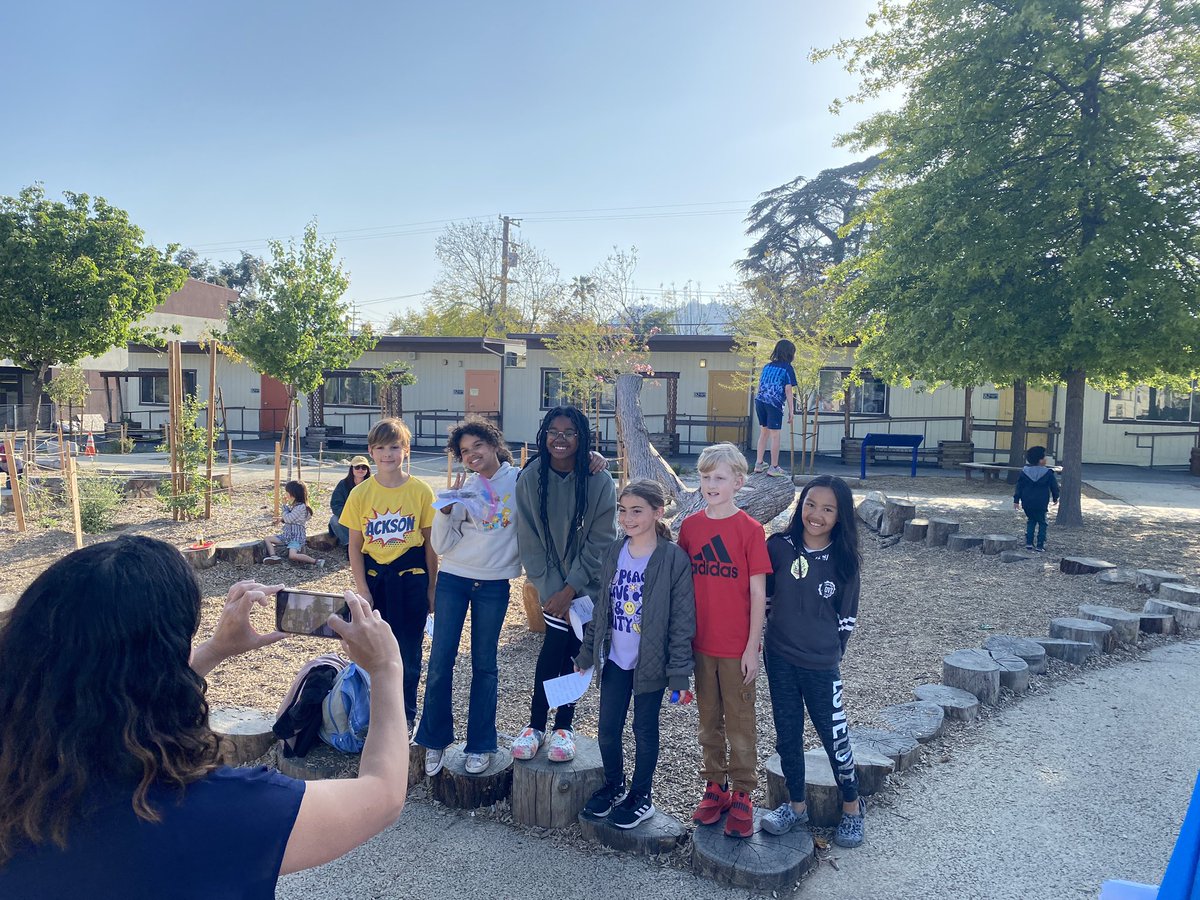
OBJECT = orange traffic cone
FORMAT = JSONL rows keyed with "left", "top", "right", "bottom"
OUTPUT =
{"left": 85, "top": 432, "right": 96, "bottom": 457}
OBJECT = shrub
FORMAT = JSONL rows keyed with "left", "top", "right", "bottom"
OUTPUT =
{"left": 77, "top": 475, "right": 124, "bottom": 533}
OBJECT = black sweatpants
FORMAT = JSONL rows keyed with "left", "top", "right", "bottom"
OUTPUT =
{"left": 766, "top": 650, "right": 859, "bottom": 804}
{"left": 597, "top": 661, "right": 664, "bottom": 797}
{"left": 528, "top": 612, "right": 582, "bottom": 732}
{"left": 364, "top": 545, "right": 429, "bottom": 724}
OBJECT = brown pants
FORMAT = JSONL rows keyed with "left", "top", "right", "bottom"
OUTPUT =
{"left": 694, "top": 650, "right": 757, "bottom": 794}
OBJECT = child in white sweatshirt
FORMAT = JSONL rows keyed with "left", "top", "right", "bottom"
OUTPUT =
{"left": 415, "top": 417, "right": 522, "bottom": 776}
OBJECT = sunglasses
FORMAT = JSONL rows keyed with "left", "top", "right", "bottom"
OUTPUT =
{"left": 353, "top": 465, "right": 369, "bottom": 471}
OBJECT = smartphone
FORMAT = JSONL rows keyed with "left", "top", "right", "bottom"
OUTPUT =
{"left": 275, "top": 589, "right": 350, "bottom": 639}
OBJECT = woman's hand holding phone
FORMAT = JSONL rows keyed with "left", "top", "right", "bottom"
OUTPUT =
{"left": 327, "top": 591, "right": 401, "bottom": 676}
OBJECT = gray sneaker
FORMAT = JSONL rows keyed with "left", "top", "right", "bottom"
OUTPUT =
{"left": 464, "top": 752, "right": 491, "bottom": 775}
{"left": 424, "top": 747, "right": 445, "bottom": 777}
{"left": 762, "top": 802, "right": 809, "bottom": 835}
{"left": 834, "top": 798, "right": 866, "bottom": 848}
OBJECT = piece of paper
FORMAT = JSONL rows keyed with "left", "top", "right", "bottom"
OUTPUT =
{"left": 425, "top": 614, "right": 435, "bottom": 639}
{"left": 569, "top": 594, "right": 594, "bottom": 640}
{"left": 543, "top": 667, "right": 593, "bottom": 708}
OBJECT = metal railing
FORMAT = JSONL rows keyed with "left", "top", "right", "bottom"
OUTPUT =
{"left": 1123, "top": 429, "right": 1200, "bottom": 468}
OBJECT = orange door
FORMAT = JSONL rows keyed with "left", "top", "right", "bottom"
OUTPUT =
{"left": 259, "top": 375, "right": 290, "bottom": 438}
{"left": 465, "top": 370, "right": 499, "bottom": 414}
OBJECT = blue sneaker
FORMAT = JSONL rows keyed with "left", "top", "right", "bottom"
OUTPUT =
{"left": 834, "top": 798, "right": 866, "bottom": 848}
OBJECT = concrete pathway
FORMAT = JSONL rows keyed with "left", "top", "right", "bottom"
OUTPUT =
{"left": 278, "top": 641, "right": 1199, "bottom": 900}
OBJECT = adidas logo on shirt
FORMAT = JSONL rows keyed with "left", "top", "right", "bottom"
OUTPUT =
{"left": 690, "top": 535, "right": 739, "bottom": 578}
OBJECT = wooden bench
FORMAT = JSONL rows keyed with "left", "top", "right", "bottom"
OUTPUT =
{"left": 960, "top": 462, "right": 1063, "bottom": 481}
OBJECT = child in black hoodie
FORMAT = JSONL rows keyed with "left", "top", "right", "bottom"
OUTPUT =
{"left": 1013, "top": 445, "right": 1060, "bottom": 551}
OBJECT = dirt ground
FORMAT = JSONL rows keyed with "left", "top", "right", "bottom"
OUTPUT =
{"left": 2, "top": 472, "right": 1196, "bottom": 828}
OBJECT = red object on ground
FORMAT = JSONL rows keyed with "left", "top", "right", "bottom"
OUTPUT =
{"left": 84, "top": 432, "right": 96, "bottom": 457}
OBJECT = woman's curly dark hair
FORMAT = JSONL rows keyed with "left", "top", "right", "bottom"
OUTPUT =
{"left": 446, "top": 415, "right": 513, "bottom": 464}
{"left": 0, "top": 536, "right": 221, "bottom": 863}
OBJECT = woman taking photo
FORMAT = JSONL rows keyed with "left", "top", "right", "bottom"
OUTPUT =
{"left": 0, "top": 535, "right": 409, "bottom": 899}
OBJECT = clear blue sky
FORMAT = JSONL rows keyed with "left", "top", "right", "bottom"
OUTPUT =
{"left": 2, "top": 0, "right": 886, "bottom": 329}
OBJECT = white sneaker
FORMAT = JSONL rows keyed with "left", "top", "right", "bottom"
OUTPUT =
{"left": 547, "top": 728, "right": 576, "bottom": 762}
{"left": 465, "top": 752, "right": 491, "bottom": 775}
{"left": 262, "top": 556, "right": 282, "bottom": 565}
{"left": 425, "top": 747, "right": 445, "bottom": 777}
{"left": 510, "top": 727, "right": 543, "bottom": 760}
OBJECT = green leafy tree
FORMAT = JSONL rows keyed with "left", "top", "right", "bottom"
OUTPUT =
{"left": 821, "top": 0, "right": 1200, "bottom": 526}
{"left": 365, "top": 361, "right": 418, "bottom": 419}
{"left": 547, "top": 322, "right": 652, "bottom": 437}
{"left": 45, "top": 366, "right": 91, "bottom": 424}
{"left": 225, "top": 221, "right": 375, "bottom": 468}
{"left": 0, "top": 185, "right": 186, "bottom": 430}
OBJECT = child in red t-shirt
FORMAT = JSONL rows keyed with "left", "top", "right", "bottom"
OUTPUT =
{"left": 677, "top": 442, "right": 770, "bottom": 838}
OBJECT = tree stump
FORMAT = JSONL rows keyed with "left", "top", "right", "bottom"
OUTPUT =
{"left": 851, "top": 728, "right": 922, "bottom": 772}
{"left": 429, "top": 745, "right": 514, "bottom": 809}
{"left": 1134, "top": 569, "right": 1188, "bottom": 593}
{"left": 982, "top": 635, "right": 1047, "bottom": 675}
{"left": 511, "top": 735, "right": 605, "bottom": 829}
{"left": 879, "top": 499, "right": 918, "bottom": 537}
{"left": 946, "top": 533, "right": 985, "bottom": 552}
{"left": 1097, "top": 568, "right": 1139, "bottom": 586}
{"left": 1139, "top": 612, "right": 1176, "bottom": 635}
{"left": 999, "top": 549, "right": 1038, "bottom": 563}
{"left": 903, "top": 518, "right": 929, "bottom": 541}
{"left": 308, "top": 531, "right": 340, "bottom": 552}
{"left": 942, "top": 649, "right": 1001, "bottom": 704}
{"left": 855, "top": 498, "right": 886, "bottom": 532}
{"left": 181, "top": 543, "right": 217, "bottom": 570}
{"left": 986, "top": 651, "right": 1030, "bottom": 693}
{"left": 670, "top": 473, "right": 795, "bottom": 532}
{"left": 848, "top": 744, "right": 895, "bottom": 796}
{"left": 1060, "top": 557, "right": 1116, "bottom": 576}
{"left": 0, "top": 593, "right": 15, "bottom": 632}
{"left": 762, "top": 751, "right": 845, "bottom": 827}
{"left": 1049, "top": 616, "right": 1113, "bottom": 653}
{"left": 692, "top": 791, "right": 816, "bottom": 891}
{"left": 877, "top": 700, "right": 945, "bottom": 743}
{"left": 1157, "top": 583, "right": 1200, "bottom": 615}
{"left": 981, "top": 534, "right": 1022, "bottom": 555}
{"left": 275, "top": 742, "right": 360, "bottom": 781}
{"left": 215, "top": 538, "right": 266, "bottom": 567}
{"left": 408, "top": 741, "right": 426, "bottom": 788}
{"left": 1034, "top": 638, "right": 1094, "bottom": 665}
{"left": 925, "top": 518, "right": 961, "bottom": 547}
{"left": 210, "top": 706, "right": 276, "bottom": 766}
{"left": 912, "top": 684, "right": 979, "bottom": 722}
{"left": 522, "top": 581, "right": 545, "bottom": 633}
{"left": 1078, "top": 604, "right": 1140, "bottom": 646}
{"left": 1143, "top": 595, "right": 1200, "bottom": 630}
{"left": 579, "top": 809, "right": 686, "bottom": 856}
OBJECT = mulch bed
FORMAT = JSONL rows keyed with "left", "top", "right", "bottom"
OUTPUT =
{"left": 2, "top": 471, "right": 1196, "bottom": 844}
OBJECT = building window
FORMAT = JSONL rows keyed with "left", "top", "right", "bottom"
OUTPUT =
{"left": 0, "top": 371, "right": 20, "bottom": 408}
{"left": 1107, "top": 383, "right": 1200, "bottom": 423}
{"left": 540, "top": 369, "right": 615, "bottom": 411}
{"left": 324, "top": 373, "right": 379, "bottom": 407}
{"left": 817, "top": 369, "right": 888, "bottom": 416}
{"left": 140, "top": 370, "right": 196, "bottom": 405}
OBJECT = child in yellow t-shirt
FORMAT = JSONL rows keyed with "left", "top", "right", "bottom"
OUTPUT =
{"left": 340, "top": 417, "right": 437, "bottom": 728}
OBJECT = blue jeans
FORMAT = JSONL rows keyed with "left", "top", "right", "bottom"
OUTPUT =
{"left": 415, "top": 572, "right": 510, "bottom": 754}
{"left": 329, "top": 515, "right": 350, "bottom": 546}
{"left": 1024, "top": 507, "right": 1048, "bottom": 548}
{"left": 597, "top": 661, "right": 664, "bottom": 797}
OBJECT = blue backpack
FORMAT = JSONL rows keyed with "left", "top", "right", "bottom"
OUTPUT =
{"left": 320, "top": 662, "right": 371, "bottom": 753}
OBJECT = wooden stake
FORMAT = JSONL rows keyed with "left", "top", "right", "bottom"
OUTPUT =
{"left": 273, "top": 441, "right": 282, "bottom": 519}
{"left": 3, "top": 433, "right": 26, "bottom": 533}
{"left": 56, "top": 421, "right": 66, "bottom": 471}
{"left": 446, "top": 452, "right": 452, "bottom": 487}
{"left": 790, "top": 411, "right": 797, "bottom": 477}
{"left": 316, "top": 441, "right": 324, "bottom": 498}
{"left": 205, "top": 340, "right": 217, "bottom": 518}
{"left": 217, "top": 387, "right": 233, "bottom": 499}
{"left": 66, "top": 452, "right": 82, "bottom": 549}
{"left": 521, "top": 443, "right": 528, "bottom": 467}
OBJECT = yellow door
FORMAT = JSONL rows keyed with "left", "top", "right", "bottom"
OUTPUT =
{"left": 997, "top": 387, "right": 1053, "bottom": 451}
{"left": 707, "top": 371, "right": 747, "bottom": 444}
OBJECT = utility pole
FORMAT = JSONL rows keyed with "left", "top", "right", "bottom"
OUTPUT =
{"left": 498, "top": 215, "right": 521, "bottom": 321}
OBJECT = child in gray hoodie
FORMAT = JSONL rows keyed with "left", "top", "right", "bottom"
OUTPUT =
{"left": 1013, "top": 445, "right": 1060, "bottom": 551}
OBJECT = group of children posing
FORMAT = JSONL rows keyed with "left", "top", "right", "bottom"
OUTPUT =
{"left": 326, "top": 404, "right": 867, "bottom": 848}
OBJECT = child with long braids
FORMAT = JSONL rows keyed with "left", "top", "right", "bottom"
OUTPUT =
{"left": 575, "top": 480, "right": 695, "bottom": 829}
{"left": 762, "top": 474, "right": 865, "bottom": 848}
{"left": 512, "top": 406, "right": 617, "bottom": 763}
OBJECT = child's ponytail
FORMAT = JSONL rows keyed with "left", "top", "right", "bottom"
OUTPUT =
{"left": 619, "top": 479, "right": 672, "bottom": 542}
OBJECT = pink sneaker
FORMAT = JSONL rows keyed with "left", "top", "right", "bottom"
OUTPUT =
{"left": 546, "top": 728, "right": 576, "bottom": 762}
{"left": 510, "top": 726, "right": 543, "bottom": 760}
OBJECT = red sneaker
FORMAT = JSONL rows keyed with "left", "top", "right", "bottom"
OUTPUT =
{"left": 723, "top": 790, "right": 754, "bottom": 838}
{"left": 691, "top": 781, "right": 732, "bottom": 825}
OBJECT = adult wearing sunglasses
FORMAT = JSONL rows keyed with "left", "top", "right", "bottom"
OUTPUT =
{"left": 329, "top": 456, "right": 372, "bottom": 546}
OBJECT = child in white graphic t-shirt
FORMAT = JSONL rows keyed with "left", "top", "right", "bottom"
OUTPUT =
{"left": 574, "top": 480, "right": 695, "bottom": 831}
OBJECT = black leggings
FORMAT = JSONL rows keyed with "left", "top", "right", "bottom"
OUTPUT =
{"left": 528, "top": 614, "right": 582, "bottom": 732}
{"left": 766, "top": 650, "right": 859, "bottom": 804}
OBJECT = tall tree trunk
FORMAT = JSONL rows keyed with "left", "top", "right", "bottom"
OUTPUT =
{"left": 29, "top": 362, "right": 50, "bottom": 441}
{"left": 614, "top": 373, "right": 687, "bottom": 499}
{"left": 961, "top": 386, "right": 974, "bottom": 442}
{"left": 1056, "top": 369, "right": 1086, "bottom": 528}
{"left": 1006, "top": 379, "right": 1028, "bottom": 484}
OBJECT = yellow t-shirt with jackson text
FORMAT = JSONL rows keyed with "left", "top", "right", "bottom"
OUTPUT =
{"left": 339, "top": 476, "right": 435, "bottom": 566}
